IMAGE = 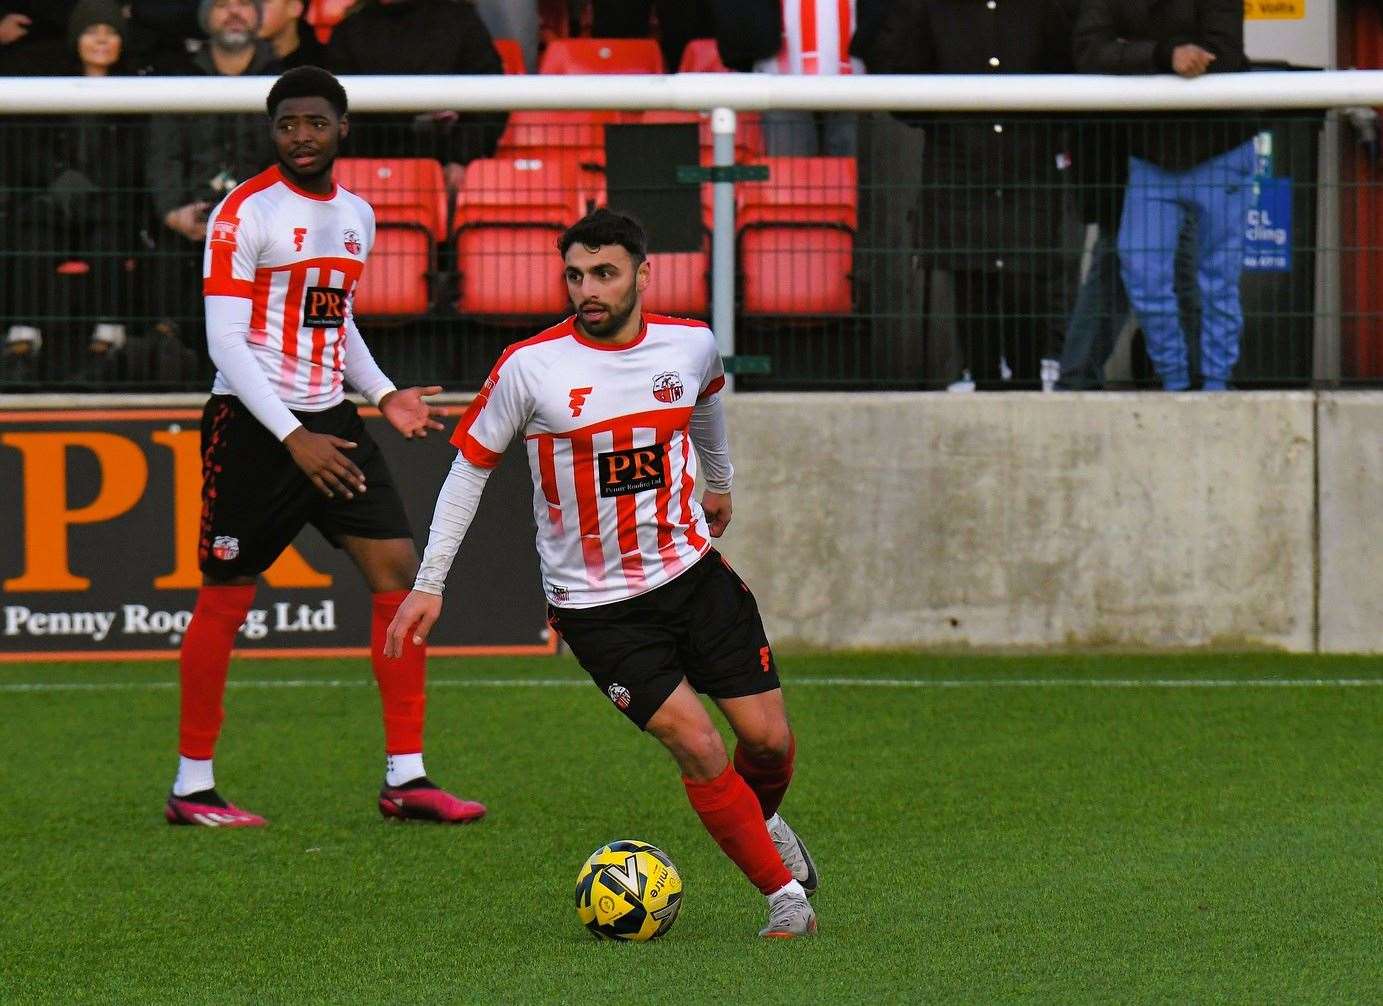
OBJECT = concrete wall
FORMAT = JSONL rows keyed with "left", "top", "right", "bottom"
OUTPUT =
{"left": 718, "top": 392, "right": 1318, "bottom": 652}
{"left": 1318, "top": 393, "right": 1383, "bottom": 652}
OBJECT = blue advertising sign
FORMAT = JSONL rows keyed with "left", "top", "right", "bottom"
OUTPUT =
{"left": 1244, "top": 176, "right": 1292, "bottom": 272}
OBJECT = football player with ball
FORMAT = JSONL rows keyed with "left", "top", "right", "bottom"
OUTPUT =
{"left": 386, "top": 209, "right": 819, "bottom": 938}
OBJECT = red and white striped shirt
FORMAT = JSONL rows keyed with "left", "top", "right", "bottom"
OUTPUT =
{"left": 451, "top": 315, "right": 727, "bottom": 608}
{"left": 203, "top": 165, "right": 378, "bottom": 412}
{"left": 756, "top": 0, "right": 861, "bottom": 76}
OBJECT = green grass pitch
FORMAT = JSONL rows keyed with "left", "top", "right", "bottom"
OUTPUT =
{"left": 1, "top": 653, "right": 1380, "bottom": 1003}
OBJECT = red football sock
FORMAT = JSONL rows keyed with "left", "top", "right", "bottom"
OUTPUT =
{"left": 734, "top": 734, "right": 795, "bottom": 820}
{"left": 178, "top": 584, "right": 256, "bottom": 760}
{"left": 683, "top": 763, "right": 792, "bottom": 895}
{"left": 370, "top": 590, "right": 426, "bottom": 755}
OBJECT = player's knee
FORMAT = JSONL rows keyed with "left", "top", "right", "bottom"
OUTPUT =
{"left": 737, "top": 726, "right": 792, "bottom": 765}
{"left": 670, "top": 724, "right": 727, "bottom": 781}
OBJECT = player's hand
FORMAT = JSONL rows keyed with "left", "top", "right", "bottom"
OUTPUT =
{"left": 0, "top": 13, "right": 32, "bottom": 45}
{"left": 1171, "top": 44, "right": 1215, "bottom": 78}
{"left": 702, "top": 491, "right": 732, "bottom": 538}
{"left": 165, "top": 201, "right": 211, "bottom": 242}
{"left": 384, "top": 589, "right": 443, "bottom": 657}
{"left": 283, "top": 427, "right": 367, "bottom": 499}
{"left": 380, "top": 386, "right": 446, "bottom": 439}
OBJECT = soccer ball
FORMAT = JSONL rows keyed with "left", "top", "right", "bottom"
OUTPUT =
{"left": 574, "top": 840, "right": 683, "bottom": 941}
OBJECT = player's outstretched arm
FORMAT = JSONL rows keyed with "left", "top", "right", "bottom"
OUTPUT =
{"left": 384, "top": 589, "right": 443, "bottom": 657}
{"left": 380, "top": 386, "right": 447, "bottom": 439}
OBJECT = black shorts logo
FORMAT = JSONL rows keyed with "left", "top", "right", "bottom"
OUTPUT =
{"left": 598, "top": 446, "right": 666, "bottom": 497}
{"left": 303, "top": 286, "right": 347, "bottom": 328}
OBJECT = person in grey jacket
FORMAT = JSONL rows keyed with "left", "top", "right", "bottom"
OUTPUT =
{"left": 145, "top": 0, "right": 279, "bottom": 345}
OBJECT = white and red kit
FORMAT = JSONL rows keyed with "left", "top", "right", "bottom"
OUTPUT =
{"left": 202, "top": 164, "right": 394, "bottom": 439}
{"left": 414, "top": 314, "right": 734, "bottom": 609}
{"left": 755, "top": 0, "right": 862, "bottom": 76}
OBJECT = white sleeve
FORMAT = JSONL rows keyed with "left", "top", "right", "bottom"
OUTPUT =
{"left": 450, "top": 349, "right": 534, "bottom": 468}
{"left": 204, "top": 296, "right": 303, "bottom": 442}
{"left": 342, "top": 312, "right": 396, "bottom": 407}
{"left": 689, "top": 391, "right": 734, "bottom": 493}
{"left": 413, "top": 454, "right": 494, "bottom": 595}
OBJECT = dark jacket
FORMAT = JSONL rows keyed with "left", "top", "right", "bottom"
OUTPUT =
{"left": 328, "top": 0, "right": 506, "bottom": 165}
{"left": 707, "top": 0, "right": 780, "bottom": 72}
{"left": 1074, "top": 0, "right": 1256, "bottom": 171}
{"left": 145, "top": 42, "right": 280, "bottom": 218}
{"left": 864, "top": 0, "right": 1074, "bottom": 273}
{"left": 0, "top": 0, "right": 77, "bottom": 75}
{"left": 277, "top": 22, "right": 328, "bottom": 71}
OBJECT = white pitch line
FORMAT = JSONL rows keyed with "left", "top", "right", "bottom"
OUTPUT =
{"left": 1, "top": 676, "right": 1381, "bottom": 695}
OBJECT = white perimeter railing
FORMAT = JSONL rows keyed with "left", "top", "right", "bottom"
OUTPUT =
{"left": 4, "top": 71, "right": 1382, "bottom": 388}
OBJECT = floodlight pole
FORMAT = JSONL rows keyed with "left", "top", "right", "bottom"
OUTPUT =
{"left": 711, "top": 106, "right": 736, "bottom": 393}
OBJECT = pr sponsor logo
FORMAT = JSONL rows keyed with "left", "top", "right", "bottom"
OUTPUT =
{"left": 597, "top": 446, "right": 666, "bottom": 498}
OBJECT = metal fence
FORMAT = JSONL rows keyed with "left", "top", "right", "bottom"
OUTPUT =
{"left": 2, "top": 74, "right": 1382, "bottom": 392}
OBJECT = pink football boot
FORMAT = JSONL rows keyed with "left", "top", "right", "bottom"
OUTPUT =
{"left": 165, "top": 790, "right": 268, "bottom": 827}
{"left": 378, "top": 778, "right": 487, "bottom": 824}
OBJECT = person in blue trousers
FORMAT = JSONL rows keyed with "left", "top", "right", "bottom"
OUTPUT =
{"left": 1074, "top": 0, "right": 1256, "bottom": 391}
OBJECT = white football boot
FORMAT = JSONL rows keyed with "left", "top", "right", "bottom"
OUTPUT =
{"left": 767, "top": 813, "right": 819, "bottom": 898}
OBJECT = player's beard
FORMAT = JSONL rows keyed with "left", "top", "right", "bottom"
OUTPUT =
{"left": 576, "top": 284, "right": 638, "bottom": 341}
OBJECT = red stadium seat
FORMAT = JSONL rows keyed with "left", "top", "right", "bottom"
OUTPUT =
{"left": 453, "top": 155, "right": 591, "bottom": 317}
{"left": 538, "top": 38, "right": 664, "bottom": 75}
{"left": 677, "top": 38, "right": 731, "bottom": 74}
{"left": 305, "top": 0, "right": 353, "bottom": 44}
{"left": 496, "top": 110, "right": 621, "bottom": 169}
{"left": 738, "top": 157, "right": 858, "bottom": 315}
{"left": 335, "top": 158, "right": 448, "bottom": 317}
{"left": 642, "top": 250, "right": 710, "bottom": 318}
{"left": 494, "top": 38, "right": 526, "bottom": 75}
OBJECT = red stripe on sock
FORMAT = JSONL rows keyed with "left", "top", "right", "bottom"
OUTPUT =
{"left": 178, "top": 584, "right": 256, "bottom": 759}
{"left": 371, "top": 589, "right": 426, "bottom": 755}
{"left": 734, "top": 734, "right": 795, "bottom": 820}
{"left": 683, "top": 763, "right": 792, "bottom": 894}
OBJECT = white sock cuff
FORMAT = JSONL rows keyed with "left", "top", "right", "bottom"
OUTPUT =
{"left": 386, "top": 752, "right": 426, "bottom": 787}
{"left": 173, "top": 756, "right": 215, "bottom": 797}
{"left": 768, "top": 878, "right": 805, "bottom": 902}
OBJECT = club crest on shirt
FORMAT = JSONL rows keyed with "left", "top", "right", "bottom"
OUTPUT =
{"left": 210, "top": 219, "right": 237, "bottom": 244}
{"left": 211, "top": 536, "right": 240, "bottom": 562}
{"left": 652, "top": 371, "right": 684, "bottom": 403}
{"left": 343, "top": 228, "right": 362, "bottom": 255}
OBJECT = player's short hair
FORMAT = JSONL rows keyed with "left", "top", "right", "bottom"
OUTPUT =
{"left": 266, "top": 66, "right": 348, "bottom": 119}
{"left": 558, "top": 209, "right": 648, "bottom": 266}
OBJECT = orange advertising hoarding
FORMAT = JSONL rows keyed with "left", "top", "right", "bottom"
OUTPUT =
{"left": 0, "top": 408, "right": 553, "bottom": 660}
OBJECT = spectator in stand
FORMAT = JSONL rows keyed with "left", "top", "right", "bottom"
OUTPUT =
{"left": 0, "top": 324, "right": 40, "bottom": 385}
{"left": 1075, "top": 0, "right": 1255, "bottom": 391}
{"left": 864, "top": 0, "right": 1075, "bottom": 390}
{"left": 328, "top": 0, "right": 506, "bottom": 193}
{"left": 473, "top": 0, "right": 539, "bottom": 73}
{"left": 146, "top": 0, "right": 279, "bottom": 346}
{"left": 126, "top": 1, "right": 203, "bottom": 73}
{"left": 259, "top": 0, "right": 326, "bottom": 69}
{"left": 0, "top": 2, "right": 77, "bottom": 75}
{"left": 711, "top": 0, "right": 861, "bottom": 156}
{"left": 591, "top": 0, "right": 714, "bottom": 73}
{"left": 2, "top": 0, "right": 144, "bottom": 366}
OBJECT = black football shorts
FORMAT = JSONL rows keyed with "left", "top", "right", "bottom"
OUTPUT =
{"left": 547, "top": 550, "right": 781, "bottom": 729}
{"left": 197, "top": 394, "right": 413, "bottom": 578}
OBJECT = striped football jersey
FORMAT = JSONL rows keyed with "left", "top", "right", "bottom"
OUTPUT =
{"left": 203, "top": 164, "right": 374, "bottom": 410}
{"left": 452, "top": 314, "right": 727, "bottom": 608}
